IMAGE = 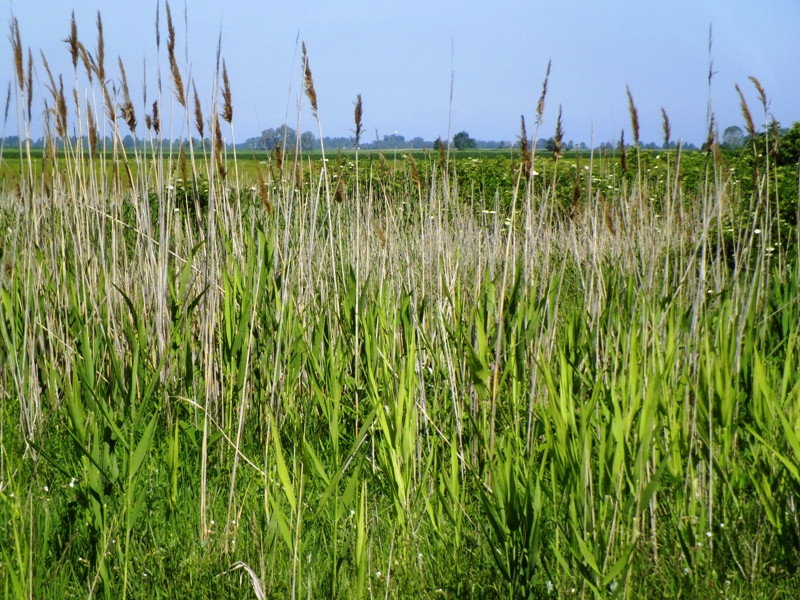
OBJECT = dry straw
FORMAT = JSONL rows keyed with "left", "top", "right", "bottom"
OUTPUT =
{"left": 536, "top": 59, "right": 551, "bottom": 125}
{"left": 353, "top": 94, "right": 363, "bottom": 147}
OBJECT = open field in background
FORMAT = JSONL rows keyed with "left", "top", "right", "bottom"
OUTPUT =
{"left": 2, "top": 7, "right": 800, "bottom": 600}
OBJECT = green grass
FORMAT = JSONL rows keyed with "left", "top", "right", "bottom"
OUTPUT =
{"left": 2, "top": 8, "right": 800, "bottom": 600}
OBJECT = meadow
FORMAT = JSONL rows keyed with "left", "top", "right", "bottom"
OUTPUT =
{"left": 2, "top": 7, "right": 800, "bottom": 599}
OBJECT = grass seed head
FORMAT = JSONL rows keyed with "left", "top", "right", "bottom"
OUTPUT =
{"left": 735, "top": 84, "right": 756, "bottom": 140}
{"left": 553, "top": 105, "right": 564, "bottom": 157}
{"left": 749, "top": 75, "right": 767, "bottom": 113}
{"left": 118, "top": 57, "right": 137, "bottom": 133}
{"left": 626, "top": 85, "right": 639, "bottom": 146}
{"left": 302, "top": 42, "right": 318, "bottom": 117}
{"left": 221, "top": 60, "right": 233, "bottom": 123}
{"left": 536, "top": 59, "right": 551, "bottom": 125}
{"left": 95, "top": 12, "right": 105, "bottom": 83}
{"left": 619, "top": 129, "right": 627, "bottom": 174}
{"left": 65, "top": 11, "right": 79, "bottom": 70}
{"left": 661, "top": 107, "right": 671, "bottom": 148}
{"left": 9, "top": 19, "right": 24, "bottom": 91}
{"left": 354, "top": 93, "right": 363, "bottom": 148}
{"left": 193, "top": 83, "right": 204, "bottom": 138}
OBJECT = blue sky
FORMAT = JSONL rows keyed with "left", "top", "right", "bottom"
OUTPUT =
{"left": 4, "top": 0, "right": 799, "bottom": 145}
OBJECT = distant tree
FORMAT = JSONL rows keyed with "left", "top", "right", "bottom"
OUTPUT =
{"left": 300, "top": 130, "right": 316, "bottom": 150}
{"left": 722, "top": 125, "right": 744, "bottom": 150}
{"left": 433, "top": 137, "right": 445, "bottom": 150}
{"left": 452, "top": 130, "right": 476, "bottom": 150}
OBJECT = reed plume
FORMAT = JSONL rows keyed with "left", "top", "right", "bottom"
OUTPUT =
{"left": 408, "top": 152, "right": 421, "bottom": 189}
{"left": 553, "top": 105, "right": 564, "bottom": 157}
{"left": 78, "top": 43, "right": 93, "bottom": 83}
{"left": 95, "top": 12, "right": 105, "bottom": 83}
{"left": 9, "top": 19, "right": 24, "bottom": 91}
{"left": 536, "top": 59, "right": 551, "bottom": 126}
{"left": 221, "top": 60, "right": 233, "bottom": 124}
{"left": 86, "top": 100, "right": 98, "bottom": 157}
{"left": 626, "top": 85, "right": 639, "bottom": 146}
{"left": 354, "top": 94, "right": 363, "bottom": 147}
{"left": 26, "top": 49, "right": 33, "bottom": 122}
{"left": 193, "top": 83, "right": 204, "bottom": 138}
{"left": 151, "top": 100, "right": 160, "bottom": 135}
{"left": 619, "top": 130, "right": 627, "bottom": 174}
{"left": 118, "top": 57, "right": 137, "bottom": 133}
{"left": 166, "top": 2, "right": 186, "bottom": 107}
{"left": 661, "top": 107, "right": 671, "bottom": 148}
{"left": 301, "top": 42, "right": 318, "bottom": 118}
{"left": 749, "top": 75, "right": 767, "bottom": 113}
{"left": 65, "top": 11, "right": 79, "bottom": 70}
{"left": 214, "top": 114, "right": 227, "bottom": 179}
{"left": 519, "top": 115, "right": 532, "bottom": 179}
{"left": 735, "top": 84, "right": 756, "bottom": 140}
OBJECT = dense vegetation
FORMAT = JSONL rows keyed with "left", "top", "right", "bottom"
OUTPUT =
{"left": 2, "top": 7, "right": 800, "bottom": 599}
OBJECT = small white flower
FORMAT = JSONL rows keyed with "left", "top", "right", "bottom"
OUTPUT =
{"left": 43, "top": 485, "right": 49, "bottom": 492}
{"left": 754, "top": 228, "right": 761, "bottom": 235}
{"left": 706, "top": 531, "right": 712, "bottom": 538}
{"left": 231, "top": 519, "right": 236, "bottom": 525}
{"left": 375, "top": 571, "right": 382, "bottom": 578}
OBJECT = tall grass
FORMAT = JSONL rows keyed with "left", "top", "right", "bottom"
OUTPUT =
{"left": 1, "top": 7, "right": 799, "bottom": 599}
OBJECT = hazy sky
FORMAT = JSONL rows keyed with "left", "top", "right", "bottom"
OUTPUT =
{"left": 4, "top": 1, "right": 799, "bottom": 145}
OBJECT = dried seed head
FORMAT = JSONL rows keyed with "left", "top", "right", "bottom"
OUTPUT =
{"left": 536, "top": 59, "right": 551, "bottom": 125}
{"left": 9, "top": 19, "right": 24, "bottom": 91}
{"left": 66, "top": 11, "right": 79, "bottom": 70}
{"left": 735, "top": 84, "right": 756, "bottom": 140}
{"left": 660, "top": 107, "right": 671, "bottom": 148}
{"left": 553, "top": 105, "right": 564, "bottom": 157}
{"left": 519, "top": 115, "right": 532, "bottom": 179}
{"left": 118, "top": 57, "right": 137, "bottom": 133}
{"left": 221, "top": 60, "right": 232, "bottom": 123}
{"left": 193, "top": 83, "right": 204, "bottom": 138}
{"left": 152, "top": 100, "right": 160, "bottom": 135}
{"left": 749, "top": 75, "right": 767, "bottom": 113}
{"left": 302, "top": 42, "right": 318, "bottom": 117}
{"left": 626, "top": 85, "right": 639, "bottom": 146}
{"left": 95, "top": 12, "right": 105, "bottom": 83}
{"left": 354, "top": 94, "right": 363, "bottom": 148}
{"left": 619, "top": 130, "right": 627, "bottom": 174}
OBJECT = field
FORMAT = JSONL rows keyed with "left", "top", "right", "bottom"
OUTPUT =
{"left": 2, "top": 9, "right": 800, "bottom": 600}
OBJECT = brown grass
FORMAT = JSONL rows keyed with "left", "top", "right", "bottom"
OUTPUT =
{"left": 735, "top": 84, "right": 756, "bottom": 140}
{"left": 536, "top": 59, "right": 551, "bottom": 125}
{"left": 66, "top": 11, "right": 79, "bottom": 70}
{"left": 354, "top": 94, "right": 363, "bottom": 147}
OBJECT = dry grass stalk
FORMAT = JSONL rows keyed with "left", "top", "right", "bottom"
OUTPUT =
{"left": 661, "top": 107, "right": 671, "bottom": 148}
{"left": 214, "top": 114, "right": 227, "bottom": 179}
{"left": 118, "top": 57, "right": 137, "bottom": 133}
{"left": 166, "top": 2, "right": 186, "bottom": 107}
{"left": 221, "top": 60, "right": 233, "bottom": 124}
{"left": 519, "top": 115, "right": 532, "bottom": 179}
{"left": 626, "top": 85, "right": 639, "bottom": 145}
{"left": 86, "top": 100, "right": 98, "bottom": 157}
{"left": 65, "top": 11, "right": 79, "bottom": 70}
{"left": 749, "top": 76, "right": 767, "bottom": 113}
{"left": 619, "top": 130, "right": 627, "bottom": 174}
{"left": 371, "top": 215, "right": 386, "bottom": 246}
{"left": 95, "top": 12, "right": 105, "bottom": 83}
{"left": 536, "top": 59, "right": 551, "bottom": 125}
{"left": 272, "top": 142, "right": 283, "bottom": 178}
{"left": 735, "top": 84, "right": 756, "bottom": 140}
{"left": 151, "top": 100, "right": 160, "bottom": 135}
{"left": 3, "top": 84, "right": 10, "bottom": 125}
{"left": 9, "top": 19, "right": 24, "bottom": 91}
{"left": 78, "top": 43, "right": 93, "bottom": 83}
{"left": 301, "top": 42, "right": 318, "bottom": 118}
{"left": 193, "top": 83, "right": 204, "bottom": 138}
{"left": 354, "top": 94, "right": 363, "bottom": 147}
{"left": 41, "top": 53, "right": 68, "bottom": 139}
{"left": 553, "top": 106, "right": 564, "bottom": 157}
{"left": 26, "top": 49, "right": 34, "bottom": 121}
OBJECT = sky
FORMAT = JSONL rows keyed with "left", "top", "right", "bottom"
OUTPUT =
{"left": 3, "top": 0, "right": 799, "bottom": 146}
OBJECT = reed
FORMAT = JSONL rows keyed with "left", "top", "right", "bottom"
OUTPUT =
{"left": 1, "top": 8, "right": 798, "bottom": 600}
